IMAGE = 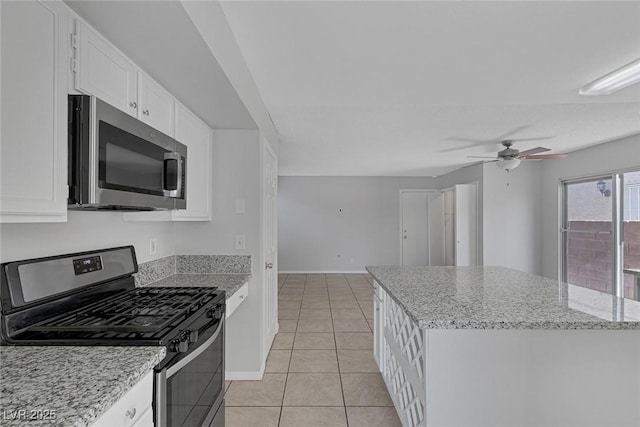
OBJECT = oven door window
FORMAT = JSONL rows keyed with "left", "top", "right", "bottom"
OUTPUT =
{"left": 98, "top": 121, "right": 168, "bottom": 196}
{"left": 166, "top": 326, "right": 224, "bottom": 426}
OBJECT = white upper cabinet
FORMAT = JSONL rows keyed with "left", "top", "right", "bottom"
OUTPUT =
{"left": 0, "top": 0, "right": 68, "bottom": 222}
{"left": 75, "top": 20, "right": 138, "bottom": 117}
{"left": 173, "top": 103, "right": 212, "bottom": 221}
{"left": 137, "top": 72, "right": 175, "bottom": 137}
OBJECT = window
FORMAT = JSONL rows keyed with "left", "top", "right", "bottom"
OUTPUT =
{"left": 562, "top": 169, "right": 640, "bottom": 301}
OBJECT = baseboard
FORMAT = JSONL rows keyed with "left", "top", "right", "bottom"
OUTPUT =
{"left": 226, "top": 364, "right": 265, "bottom": 381}
{"left": 280, "top": 270, "right": 368, "bottom": 274}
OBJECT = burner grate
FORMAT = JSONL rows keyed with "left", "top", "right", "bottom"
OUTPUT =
{"left": 23, "top": 287, "right": 220, "bottom": 340}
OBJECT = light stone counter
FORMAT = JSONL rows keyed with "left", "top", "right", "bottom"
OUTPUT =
{"left": 0, "top": 346, "right": 165, "bottom": 426}
{"left": 366, "top": 265, "right": 640, "bottom": 329}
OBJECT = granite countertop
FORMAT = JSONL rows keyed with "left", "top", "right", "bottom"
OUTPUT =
{"left": 0, "top": 346, "right": 165, "bottom": 427}
{"left": 144, "top": 273, "right": 251, "bottom": 299}
{"left": 367, "top": 266, "right": 640, "bottom": 330}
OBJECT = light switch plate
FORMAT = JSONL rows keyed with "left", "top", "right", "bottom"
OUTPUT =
{"left": 235, "top": 234, "right": 246, "bottom": 250}
{"left": 235, "top": 199, "right": 246, "bottom": 214}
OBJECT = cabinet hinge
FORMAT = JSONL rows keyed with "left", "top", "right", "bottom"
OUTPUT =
{"left": 70, "top": 34, "right": 78, "bottom": 50}
{"left": 71, "top": 58, "right": 78, "bottom": 73}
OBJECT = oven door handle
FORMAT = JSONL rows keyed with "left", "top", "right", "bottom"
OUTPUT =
{"left": 163, "top": 152, "right": 183, "bottom": 198}
{"left": 166, "top": 317, "right": 224, "bottom": 378}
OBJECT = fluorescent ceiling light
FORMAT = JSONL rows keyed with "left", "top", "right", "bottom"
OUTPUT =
{"left": 496, "top": 158, "right": 521, "bottom": 171}
{"left": 579, "top": 58, "right": 640, "bottom": 96}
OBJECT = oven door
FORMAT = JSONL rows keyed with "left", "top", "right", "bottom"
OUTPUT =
{"left": 90, "top": 96, "right": 186, "bottom": 209}
{"left": 155, "top": 317, "right": 224, "bottom": 427}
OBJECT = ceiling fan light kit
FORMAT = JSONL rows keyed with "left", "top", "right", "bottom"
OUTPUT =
{"left": 579, "top": 58, "right": 640, "bottom": 96}
{"left": 496, "top": 158, "right": 521, "bottom": 171}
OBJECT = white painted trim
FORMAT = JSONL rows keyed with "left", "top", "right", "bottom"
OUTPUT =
{"left": 225, "top": 365, "right": 265, "bottom": 381}
{"left": 279, "top": 270, "right": 368, "bottom": 274}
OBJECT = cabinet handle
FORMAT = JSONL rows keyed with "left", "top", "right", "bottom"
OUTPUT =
{"left": 129, "top": 101, "right": 137, "bottom": 109}
{"left": 143, "top": 109, "right": 150, "bottom": 116}
{"left": 125, "top": 408, "right": 136, "bottom": 419}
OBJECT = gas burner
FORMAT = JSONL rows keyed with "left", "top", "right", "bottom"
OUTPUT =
{"left": 129, "top": 315, "right": 161, "bottom": 327}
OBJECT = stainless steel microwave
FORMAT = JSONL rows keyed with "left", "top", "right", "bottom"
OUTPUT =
{"left": 68, "top": 95, "right": 187, "bottom": 211}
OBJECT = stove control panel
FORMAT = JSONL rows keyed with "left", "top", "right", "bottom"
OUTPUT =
{"left": 72, "top": 256, "right": 103, "bottom": 275}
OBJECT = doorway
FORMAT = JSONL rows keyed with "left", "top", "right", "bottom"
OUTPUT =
{"left": 428, "top": 184, "right": 478, "bottom": 267}
{"left": 562, "top": 170, "right": 640, "bottom": 301}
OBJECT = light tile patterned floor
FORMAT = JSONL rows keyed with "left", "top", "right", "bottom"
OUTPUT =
{"left": 225, "top": 273, "right": 402, "bottom": 427}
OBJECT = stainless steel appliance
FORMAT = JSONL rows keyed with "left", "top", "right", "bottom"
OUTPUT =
{"left": 0, "top": 246, "right": 224, "bottom": 427}
{"left": 68, "top": 95, "right": 187, "bottom": 211}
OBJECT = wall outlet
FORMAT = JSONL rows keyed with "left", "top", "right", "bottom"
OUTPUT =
{"left": 149, "top": 238, "right": 157, "bottom": 255}
{"left": 235, "top": 234, "right": 246, "bottom": 250}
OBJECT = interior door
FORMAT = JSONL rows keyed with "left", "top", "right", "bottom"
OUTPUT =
{"left": 263, "top": 140, "right": 278, "bottom": 355}
{"left": 429, "top": 193, "right": 446, "bottom": 266}
{"left": 454, "top": 184, "right": 478, "bottom": 266}
{"left": 401, "top": 191, "right": 430, "bottom": 266}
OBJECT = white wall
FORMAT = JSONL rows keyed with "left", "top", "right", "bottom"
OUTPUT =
{"left": 482, "top": 161, "right": 542, "bottom": 274}
{"left": 174, "top": 129, "right": 265, "bottom": 376}
{"left": 540, "top": 133, "right": 640, "bottom": 280}
{"left": 278, "top": 176, "right": 437, "bottom": 272}
{"left": 0, "top": 211, "right": 173, "bottom": 263}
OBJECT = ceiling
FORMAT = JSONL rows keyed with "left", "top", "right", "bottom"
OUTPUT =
{"left": 65, "top": 1, "right": 256, "bottom": 130}
{"left": 220, "top": 1, "right": 640, "bottom": 176}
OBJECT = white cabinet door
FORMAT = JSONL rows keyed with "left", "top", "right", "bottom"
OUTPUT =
{"left": 137, "top": 72, "right": 175, "bottom": 137}
{"left": 91, "top": 371, "right": 152, "bottom": 427}
{"left": 0, "top": 0, "right": 68, "bottom": 222}
{"left": 172, "top": 103, "right": 211, "bottom": 221}
{"left": 76, "top": 20, "right": 137, "bottom": 116}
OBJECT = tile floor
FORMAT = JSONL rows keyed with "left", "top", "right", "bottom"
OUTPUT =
{"left": 225, "top": 273, "right": 401, "bottom": 427}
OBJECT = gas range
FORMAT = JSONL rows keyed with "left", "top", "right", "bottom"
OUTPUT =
{"left": 1, "top": 246, "right": 226, "bottom": 427}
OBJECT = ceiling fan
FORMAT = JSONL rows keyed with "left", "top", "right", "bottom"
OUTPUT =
{"left": 468, "top": 140, "right": 568, "bottom": 171}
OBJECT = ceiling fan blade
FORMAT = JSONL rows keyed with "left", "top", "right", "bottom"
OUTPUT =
{"left": 495, "top": 125, "right": 530, "bottom": 141}
{"left": 441, "top": 143, "right": 476, "bottom": 153}
{"left": 509, "top": 136, "right": 553, "bottom": 142}
{"left": 446, "top": 137, "right": 487, "bottom": 143}
{"left": 467, "top": 155, "right": 498, "bottom": 159}
{"left": 522, "top": 153, "right": 568, "bottom": 160}
{"left": 517, "top": 146, "right": 551, "bottom": 156}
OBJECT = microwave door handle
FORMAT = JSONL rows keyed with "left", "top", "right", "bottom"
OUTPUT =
{"left": 163, "top": 152, "right": 182, "bottom": 198}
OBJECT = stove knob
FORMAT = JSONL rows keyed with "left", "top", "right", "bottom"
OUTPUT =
{"left": 206, "top": 304, "right": 224, "bottom": 319}
{"left": 171, "top": 338, "right": 189, "bottom": 353}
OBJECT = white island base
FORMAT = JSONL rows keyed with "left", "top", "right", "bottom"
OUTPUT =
{"left": 374, "top": 285, "right": 640, "bottom": 427}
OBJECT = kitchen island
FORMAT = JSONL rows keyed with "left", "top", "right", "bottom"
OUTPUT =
{"left": 367, "top": 266, "right": 640, "bottom": 427}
